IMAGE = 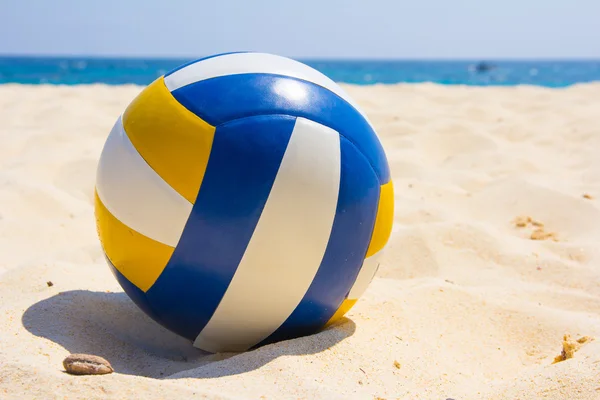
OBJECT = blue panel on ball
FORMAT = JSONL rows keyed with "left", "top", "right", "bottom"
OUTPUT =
{"left": 105, "top": 254, "right": 165, "bottom": 328}
{"left": 170, "top": 73, "right": 391, "bottom": 184}
{"left": 144, "top": 115, "right": 296, "bottom": 341}
{"left": 258, "top": 137, "right": 380, "bottom": 346}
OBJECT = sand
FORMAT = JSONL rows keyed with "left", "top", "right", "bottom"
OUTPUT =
{"left": 1, "top": 82, "right": 600, "bottom": 400}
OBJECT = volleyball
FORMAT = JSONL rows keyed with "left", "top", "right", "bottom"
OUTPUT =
{"left": 94, "top": 51, "right": 394, "bottom": 353}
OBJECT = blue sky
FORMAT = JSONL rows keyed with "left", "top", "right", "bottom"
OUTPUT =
{"left": 1, "top": 0, "right": 598, "bottom": 59}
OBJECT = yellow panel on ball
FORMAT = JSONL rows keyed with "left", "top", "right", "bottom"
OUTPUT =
{"left": 365, "top": 181, "right": 394, "bottom": 257}
{"left": 122, "top": 76, "right": 216, "bottom": 204}
{"left": 325, "top": 299, "right": 358, "bottom": 327}
{"left": 94, "top": 190, "right": 175, "bottom": 292}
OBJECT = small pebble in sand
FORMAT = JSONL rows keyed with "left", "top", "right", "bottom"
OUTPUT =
{"left": 393, "top": 360, "right": 401, "bottom": 369}
{"left": 552, "top": 334, "right": 594, "bottom": 364}
{"left": 530, "top": 228, "right": 558, "bottom": 242}
{"left": 513, "top": 215, "right": 544, "bottom": 228}
{"left": 514, "top": 215, "right": 532, "bottom": 227}
{"left": 513, "top": 216, "right": 558, "bottom": 241}
{"left": 583, "top": 193, "right": 594, "bottom": 200}
{"left": 46, "top": 281, "right": 53, "bottom": 287}
{"left": 63, "top": 354, "right": 114, "bottom": 375}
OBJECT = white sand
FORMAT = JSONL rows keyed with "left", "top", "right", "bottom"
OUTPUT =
{"left": 1, "top": 82, "right": 600, "bottom": 400}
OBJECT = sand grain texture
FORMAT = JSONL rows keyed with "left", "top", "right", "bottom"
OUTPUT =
{"left": 1, "top": 83, "right": 600, "bottom": 399}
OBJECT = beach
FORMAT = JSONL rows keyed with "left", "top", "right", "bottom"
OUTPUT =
{"left": 1, "top": 82, "right": 599, "bottom": 399}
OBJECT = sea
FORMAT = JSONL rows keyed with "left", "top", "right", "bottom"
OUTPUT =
{"left": 1, "top": 56, "right": 599, "bottom": 87}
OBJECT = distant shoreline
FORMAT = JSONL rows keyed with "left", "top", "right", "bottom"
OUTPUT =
{"left": 1, "top": 56, "right": 600, "bottom": 87}
{"left": 2, "top": 82, "right": 600, "bottom": 90}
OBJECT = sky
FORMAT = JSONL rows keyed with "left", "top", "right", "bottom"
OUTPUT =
{"left": 1, "top": 0, "right": 599, "bottom": 59}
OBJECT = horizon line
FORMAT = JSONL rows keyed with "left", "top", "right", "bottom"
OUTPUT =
{"left": 1, "top": 52, "right": 599, "bottom": 63}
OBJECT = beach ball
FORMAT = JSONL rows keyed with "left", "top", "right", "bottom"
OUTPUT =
{"left": 94, "top": 52, "right": 394, "bottom": 353}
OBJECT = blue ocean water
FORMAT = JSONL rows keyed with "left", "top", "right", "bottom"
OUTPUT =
{"left": 0, "top": 56, "right": 599, "bottom": 87}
